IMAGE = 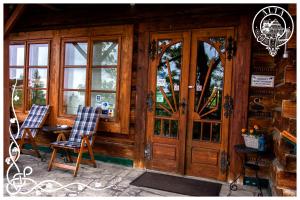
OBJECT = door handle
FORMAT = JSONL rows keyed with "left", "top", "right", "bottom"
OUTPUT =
{"left": 179, "top": 98, "right": 187, "bottom": 114}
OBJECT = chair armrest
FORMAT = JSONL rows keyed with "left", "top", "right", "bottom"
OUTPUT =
{"left": 23, "top": 127, "right": 40, "bottom": 129}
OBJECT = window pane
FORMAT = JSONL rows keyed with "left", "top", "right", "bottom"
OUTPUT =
{"left": 92, "top": 68, "right": 117, "bottom": 90}
{"left": 29, "top": 68, "right": 47, "bottom": 88}
{"left": 63, "top": 91, "right": 85, "bottom": 115}
{"left": 9, "top": 45, "right": 25, "bottom": 66}
{"left": 93, "top": 41, "right": 118, "bottom": 66}
{"left": 91, "top": 92, "right": 116, "bottom": 117}
{"left": 65, "top": 42, "right": 87, "bottom": 65}
{"left": 11, "top": 88, "right": 23, "bottom": 110}
{"left": 29, "top": 44, "right": 49, "bottom": 66}
{"left": 64, "top": 68, "right": 86, "bottom": 89}
{"left": 10, "top": 68, "right": 24, "bottom": 87}
{"left": 29, "top": 89, "right": 47, "bottom": 108}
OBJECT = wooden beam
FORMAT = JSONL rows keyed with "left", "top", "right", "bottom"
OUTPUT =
{"left": 4, "top": 5, "right": 26, "bottom": 37}
{"left": 228, "top": 15, "right": 252, "bottom": 182}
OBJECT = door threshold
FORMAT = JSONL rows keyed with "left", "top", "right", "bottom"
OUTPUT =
{"left": 145, "top": 169, "right": 227, "bottom": 185}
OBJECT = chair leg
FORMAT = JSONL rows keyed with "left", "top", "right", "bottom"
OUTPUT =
{"left": 73, "top": 149, "right": 83, "bottom": 177}
{"left": 31, "top": 139, "right": 41, "bottom": 158}
{"left": 88, "top": 146, "right": 96, "bottom": 168}
{"left": 65, "top": 150, "right": 73, "bottom": 163}
{"left": 48, "top": 148, "right": 57, "bottom": 171}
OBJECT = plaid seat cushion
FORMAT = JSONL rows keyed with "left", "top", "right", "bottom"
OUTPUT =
{"left": 68, "top": 106, "right": 101, "bottom": 144}
{"left": 15, "top": 104, "right": 50, "bottom": 139}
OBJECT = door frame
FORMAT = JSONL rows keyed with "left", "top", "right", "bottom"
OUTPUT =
{"left": 185, "top": 27, "right": 235, "bottom": 181}
{"left": 145, "top": 31, "right": 191, "bottom": 174}
{"left": 144, "top": 27, "right": 236, "bottom": 180}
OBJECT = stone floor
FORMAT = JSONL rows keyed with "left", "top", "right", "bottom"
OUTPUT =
{"left": 4, "top": 154, "right": 271, "bottom": 197}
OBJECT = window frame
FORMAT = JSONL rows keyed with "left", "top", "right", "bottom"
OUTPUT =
{"left": 9, "top": 40, "right": 50, "bottom": 113}
{"left": 59, "top": 36, "right": 122, "bottom": 122}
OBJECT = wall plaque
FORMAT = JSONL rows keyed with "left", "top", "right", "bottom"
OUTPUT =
{"left": 251, "top": 75, "right": 274, "bottom": 87}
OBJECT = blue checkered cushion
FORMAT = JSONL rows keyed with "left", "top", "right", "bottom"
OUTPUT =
{"left": 68, "top": 105, "right": 101, "bottom": 144}
{"left": 15, "top": 104, "right": 50, "bottom": 139}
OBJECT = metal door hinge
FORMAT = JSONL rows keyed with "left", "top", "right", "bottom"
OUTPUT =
{"left": 149, "top": 40, "right": 157, "bottom": 60}
{"left": 144, "top": 143, "right": 152, "bottom": 160}
{"left": 223, "top": 94, "right": 233, "bottom": 118}
{"left": 226, "top": 36, "right": 236, "bottom": 60}
{"left": 146, "top": 91, "right": 154, "bottom": 112}
{"left": 220, "top": 151, "right": 230, "bottom": 174}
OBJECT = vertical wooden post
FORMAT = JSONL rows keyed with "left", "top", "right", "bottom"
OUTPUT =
{"left": 3, "top": 39, "right": 10, "bottom": 173}
{"left": 134, "top": 24, "right": 149, "bottom": 168}
{"left": 228, "top": 15, "right": 252, "bottom": 182}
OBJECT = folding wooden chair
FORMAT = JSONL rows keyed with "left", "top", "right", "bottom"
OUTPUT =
{"left": 14, "top": 104, "right": 51, "bottom": 159}
{"left": 48, "top": 106, "right": 101, "bottom": 177}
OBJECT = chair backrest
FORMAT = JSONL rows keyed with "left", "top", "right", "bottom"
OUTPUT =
{"left": 18, "top": 104, "right": 50, "bottom": 138}
{"left": 68, "top": 105, "right": 101, "bottom": 145}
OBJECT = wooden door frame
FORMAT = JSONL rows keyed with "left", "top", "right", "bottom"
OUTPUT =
{"left": 145, "top": 31, "right": 191, "bottom": 174}
{"left": 134, "top": 15, "right": 251, "bottom": 182}
{"left": 185, "top": 27, "right": 235, "bottom": 181}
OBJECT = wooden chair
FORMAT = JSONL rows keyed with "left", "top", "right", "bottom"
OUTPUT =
{"left": 48, "top": 106, "right": 101, "bottom": 177}
{"left": 14, "top": 104, "right": 51, "bottom": 159}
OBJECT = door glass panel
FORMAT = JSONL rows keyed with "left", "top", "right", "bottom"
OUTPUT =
{"left": 192, "top": 121, "right": 202, "bottom": 140}
{"left": 154, "top": 41, "right": 182, "bottom": 138}
{"left": 211, "top": 123, "right": 221, "bottom": 143}
{"left": 194, "top": 40, "right": 224, "bottom": 120}
{"left": 158, "top": 39, "right": 172, "bottom": 54}
{"left": 202, "top": 122, "right": 211, "bottom": 141}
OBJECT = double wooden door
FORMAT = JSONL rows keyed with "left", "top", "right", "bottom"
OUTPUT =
{"left": 145, "top": 28, "right": 234, "bottom": 181}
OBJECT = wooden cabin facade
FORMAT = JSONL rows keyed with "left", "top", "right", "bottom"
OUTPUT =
{"left": 3, "top": 4, "right": 296, "bottom": 195}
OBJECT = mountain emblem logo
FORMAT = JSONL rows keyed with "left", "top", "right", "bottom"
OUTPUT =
{"left": 252, "top": 6, "right": 294, "bottom": 57}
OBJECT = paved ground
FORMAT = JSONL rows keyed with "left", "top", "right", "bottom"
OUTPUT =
{"left": 4, "top": 154, "right": 271, "bottom": 197}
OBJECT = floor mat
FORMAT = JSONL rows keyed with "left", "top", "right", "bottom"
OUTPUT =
{"left": 130, "top": 172, "right": 222, "bottom": 196}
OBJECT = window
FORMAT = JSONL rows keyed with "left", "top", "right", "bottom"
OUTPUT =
{"left": 9, "top": 44, "right": 25, "bottom": 111}
{"left": 62, "top": 41, "right": 87, "bottom": 115}
{"left": 9, "top": 41, "right": 49, "bottom": 112}
{"left": 61, "top": 39, "right": 120, "bottom": 119}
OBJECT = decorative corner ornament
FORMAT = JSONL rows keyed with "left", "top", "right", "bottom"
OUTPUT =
{"left": 252, "top": 6, "right": 294, "bottom": 57}
{"left": 149, "top": 40, "right": 157, "bottom": 60}
{"left": 223, "top": 94, "right": 233, "bottom": 118}
{"left": 226, "top": 36, "right": 236, "bottom": 60}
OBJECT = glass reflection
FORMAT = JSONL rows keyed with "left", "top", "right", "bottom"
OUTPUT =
{"left": 195, "top": 41, "right": 224, "bottom": 120}
{"left": 93, "top": 41, "right": 118, "bottom": 66}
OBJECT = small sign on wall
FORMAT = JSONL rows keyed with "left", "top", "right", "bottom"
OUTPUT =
{"left": 251, "top": 75, "right": 274, "bottom": 88}
{"left": 157, "top": 78, "right": 166, "bottom": 87}
{"left": 96, "top": 95, "right": 102, "bottom": 102}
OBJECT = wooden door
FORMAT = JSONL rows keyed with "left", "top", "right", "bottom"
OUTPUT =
{"left": 145, "top": 32, "right": 190, "bottom": 173}
{"left": 185, "top": 28, "right": 234, "bottom": 181}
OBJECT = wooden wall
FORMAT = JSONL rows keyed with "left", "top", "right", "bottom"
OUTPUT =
{"left": 5, "top": 4, "right": 271, "bottom": 181}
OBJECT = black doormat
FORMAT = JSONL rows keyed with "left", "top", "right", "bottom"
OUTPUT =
{"left": 130, "top": 172, "right": 222, "bottom": 196}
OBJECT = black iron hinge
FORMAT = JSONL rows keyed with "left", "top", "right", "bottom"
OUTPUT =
{"left": 146, "top": 91, "right": 154, "bottom": 112}
{"left": 144, "top": 143, "right": 152, "bottom": 160}
{"left": 220, "top": 151, "right": 230, "bottom": 174}
{"left": 226, "top": 36, "right": 236, "bottom": 60}
{"left": 149, "top": 39, "right": 157, "bottom": 60}
{"left": 223, "top": 94, "right": 233, "bottom": 118}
